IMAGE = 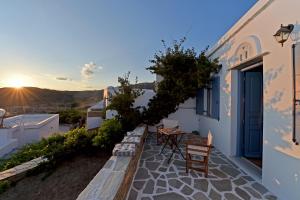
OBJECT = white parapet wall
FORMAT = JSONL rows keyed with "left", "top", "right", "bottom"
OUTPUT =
{"left": 148, "top": 98, "right": 200, "bottom": 133}
{"left": 0, "top": 114, "right": 59, "bottom": 157}
{"left": 87, "top": 100, "right": 105, "bottom": 130}
{"left": 77, "top": 125, "right": 147, "bottom": 200}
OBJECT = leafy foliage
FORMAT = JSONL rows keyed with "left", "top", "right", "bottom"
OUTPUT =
{"left": 58, "top": 109, "right": 86, "bottom": 124}
{"left": 0, "top": 119, "right": 123, "bottom": 173}
{"left": 107, "top": 72, "right": 143, "bottom": 131}
{"left": 92, "top": 118, "right": 123, "bottom": 150}
{"left": 0, "top": 138, "right": 53, "bottom": 171}
{"left": 143, "top": 38, "right": 220, "bottom": 124}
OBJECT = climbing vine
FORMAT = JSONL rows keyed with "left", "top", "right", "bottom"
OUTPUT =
{"left": 143, "top": 38, "right": 220, "bottom": 125}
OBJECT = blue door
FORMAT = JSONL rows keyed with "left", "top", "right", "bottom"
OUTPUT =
{"left": 244, "top": 70, "right": 263, "bottom": 158}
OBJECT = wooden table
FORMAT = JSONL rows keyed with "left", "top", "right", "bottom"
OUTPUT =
{"left": 159, "top": 128, "right": 185, "bottom": 163}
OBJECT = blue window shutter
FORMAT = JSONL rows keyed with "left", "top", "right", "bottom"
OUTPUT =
{"left": 212, "top": 77, "right": 220, "bottom": 119}
{"left": 196, "top": 89, "right": 204, "bottom": 114}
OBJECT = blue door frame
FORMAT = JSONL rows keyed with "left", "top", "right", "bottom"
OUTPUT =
{"left": 238, "top": 66, "right": 263, "bottom": 159}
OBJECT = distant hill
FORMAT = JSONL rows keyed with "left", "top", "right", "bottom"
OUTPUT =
{"left": 0, "top": 82, "right": 154, "bottom": 116}
{"left": 0, "top": 87, "right": 103, "bottom": 107}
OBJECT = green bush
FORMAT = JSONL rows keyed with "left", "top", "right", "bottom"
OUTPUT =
{"left": 93, "top": 119, "right": 123, "bottom": 150}
{"left": 58, "top": 109, "right": 85, "bottom": 124}
{"left": 0, "top": 121, "right": 124, "bottom": 174}
{"left": 0, "top": 138, "right": 51, "bottom": 171}
{"left": 0, "top": 128, "right": 99, "bottom": 172}
{"left": 42, "top": 128, "right": 100, "bottom": 166}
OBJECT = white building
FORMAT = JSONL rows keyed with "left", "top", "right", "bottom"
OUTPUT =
{"left": 87, "top": 86, "right": 155, "bottom": 128}
{"left": 160, "top": 1, "right": 300, "bottom": 199}
{"left": 0, "top": 114, "right": 59, "bottom": 157}
{"left": 86, "top": 100, "right": 105, "bottom": 130}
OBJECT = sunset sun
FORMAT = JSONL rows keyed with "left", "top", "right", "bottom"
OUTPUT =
{"left": 5, "top": 74, "right": 30, "bottom": 89}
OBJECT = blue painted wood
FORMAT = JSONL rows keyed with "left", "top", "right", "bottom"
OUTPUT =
{"left": 212, "top": 77, "right": 220, "bottom": 119}
{"left": 244, "top": 71, "right": 263, "bottom": 158}
{"left": 196, "top": 89, "right": 204, "bottom": 114}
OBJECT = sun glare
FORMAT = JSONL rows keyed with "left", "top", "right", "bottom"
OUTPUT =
{"left": 5, "top": 74, "right": 29, "bottom": 89}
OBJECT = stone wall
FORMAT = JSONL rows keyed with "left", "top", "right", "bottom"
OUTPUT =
{"left": 76, "top": 125, "right": 147, "bottom": 200}
{"left": 0, "top": 157, "right": 46, "bottom": 182}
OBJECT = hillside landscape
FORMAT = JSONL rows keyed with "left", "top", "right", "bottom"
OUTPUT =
{"left": 0, "top": 82, "right": 154, "bottom": 116}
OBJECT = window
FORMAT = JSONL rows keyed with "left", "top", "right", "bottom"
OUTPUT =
{"left": 196, "top": 77, "right": 220, "bottom": 120}
{"left": 196, "top": 89, "right": 204, "bottom": 114}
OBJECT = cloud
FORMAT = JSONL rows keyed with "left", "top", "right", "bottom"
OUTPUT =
{"left": 56, "top": 77, "right": 72, "bottom": 81}
{"left": 81, "top": 62, "right": 103, "bottom": 79}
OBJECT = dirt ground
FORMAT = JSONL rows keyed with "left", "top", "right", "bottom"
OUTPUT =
{"left": 0, "top": 153, "right": 110, "bottom": 200}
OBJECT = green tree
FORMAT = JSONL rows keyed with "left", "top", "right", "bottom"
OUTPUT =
{"left": 143, "top": 38, "right": 220, "bottom": 125}
{"left": 107, "top": 72, "right": 143, "bottom": 131}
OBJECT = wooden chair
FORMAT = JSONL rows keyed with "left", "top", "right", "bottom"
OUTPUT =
{"left": 185, "top": 131, "right": 213, "bottom": 177}
{"left": 156, "top": 119, "right": 179, "bottom": 145}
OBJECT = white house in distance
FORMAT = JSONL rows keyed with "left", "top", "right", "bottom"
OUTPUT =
{"left": 162, "top": 0, "right": 300, "bottom": 199}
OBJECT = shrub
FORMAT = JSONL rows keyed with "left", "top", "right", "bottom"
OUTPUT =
{"left": 93, "top": 119, "right": 123, "bottom": 150}
{"left": 0, "top": 128, "right": 99, "bottom": 172}
{"left": 58, "top": 109, "right": 85, "bottom": 124}
{"left": 107, "top": 72, "right": 143, "bottom": 131}
{"left": 0, "top": 139, "right": 50, "bottom": 171}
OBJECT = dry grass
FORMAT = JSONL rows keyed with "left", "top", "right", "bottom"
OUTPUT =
{"left": 0, "top": 152, "right": 110, "bottom": 200}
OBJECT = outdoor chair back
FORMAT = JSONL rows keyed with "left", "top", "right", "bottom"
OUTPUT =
{"left": 186, "top": 130, "right": 213, "bottom": 177}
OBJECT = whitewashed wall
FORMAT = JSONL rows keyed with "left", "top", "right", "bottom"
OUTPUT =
{"left": 105, "top": 89, "right": 155, "bottom": 119}
{"left": 167, "top": 98, "right": 200, "bottom": 133}
{"left": 16, "top": 114, "right": 59, "bottom": 146}
{"left": 133, "top": 89, "right": 155, "bottom": 109}
{"left": 198, "top": 0, "right": 300, "bottom": 199}
{"left": 0, "top": 114, "right": 59, "bottom": 157}
{"left": 0, "top": 128, "right": 18, "bottom": 157}
{"left": 86, "top": 117, "right": 103, "bottom": 130}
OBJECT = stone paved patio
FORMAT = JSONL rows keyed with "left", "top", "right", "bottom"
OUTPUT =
{"left": 127, "top": 133, "right": 277, "bottom": 200}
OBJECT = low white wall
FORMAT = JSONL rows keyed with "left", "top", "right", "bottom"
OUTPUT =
{"left": 15, "top": 115, "right": 59, "bottom": 147}
{"left": 133, "top": 90, "right": 155, "bottom": 109}
{"left": 146, "top": 98, "right": 200, "bottom": 133}
{"left": 17, "top": 115, "right": 59, "bottom": 146}
{"left": 167, "top": 98, "right": 200, "bottom": 133}
{"left": 0, "top": 128, "right": 18, "bottom": 157}
{"left": 1, "top": 114, "right": 59, "bottom": 154}
{"left": 86, "top": 117, "right": 103, "bottom": 130}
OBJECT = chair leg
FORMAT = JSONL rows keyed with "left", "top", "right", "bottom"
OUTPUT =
{"left": 186, "top": 148, "right": 188, "bottom": 173}
{"left": 204, "top": 157, "right": 208, "bottom": 178}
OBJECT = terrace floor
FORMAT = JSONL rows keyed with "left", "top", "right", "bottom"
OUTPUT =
{"left": 127, "top": 133, "right": 277, "bottom": 200}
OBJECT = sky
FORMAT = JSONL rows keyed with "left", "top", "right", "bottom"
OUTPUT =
{"left": 0, "top": 0, "right": 257, "bottom": 91}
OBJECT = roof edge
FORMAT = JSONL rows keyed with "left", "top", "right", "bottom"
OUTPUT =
{"left": 207, "top": 0, "right": 274, "bottom": 58}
